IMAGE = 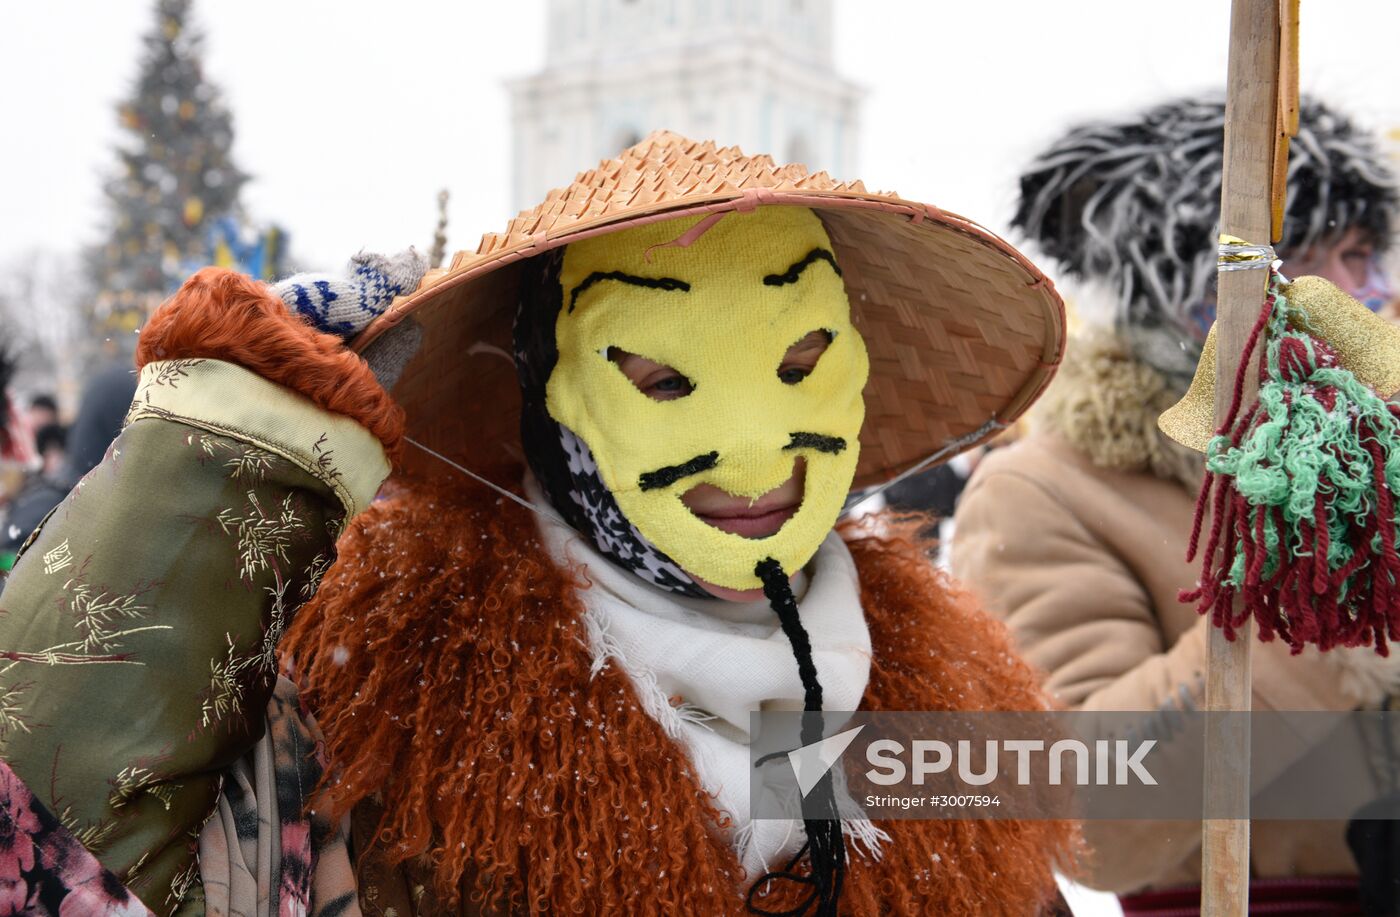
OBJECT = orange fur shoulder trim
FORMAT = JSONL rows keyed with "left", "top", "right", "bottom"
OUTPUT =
{"left": 284, "top": 477, "right": 748, "bottom": 914}
{"left": 285, "top": 485, "right": 1081, "bottom": 916}
{"left": 137, "top": 267, "right": 403, "bottom": 460}
{"left": 841, "top": 517, "right": 1084, "bottom": 915}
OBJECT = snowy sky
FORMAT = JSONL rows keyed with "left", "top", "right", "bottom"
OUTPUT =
{"left": 2, "top": 1, "right": 1398, "bottom": 272}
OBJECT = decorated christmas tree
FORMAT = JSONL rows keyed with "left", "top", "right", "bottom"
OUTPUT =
{"left": 87, "top": 0, "right": 247, "bottom": 330}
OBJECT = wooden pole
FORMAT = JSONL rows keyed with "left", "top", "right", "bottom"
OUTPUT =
{"left": 1201, "top": 1, "right": 1281, "bottom": 913}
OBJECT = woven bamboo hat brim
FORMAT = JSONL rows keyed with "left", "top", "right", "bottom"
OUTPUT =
{"left": 354, "top": 131, "right": 1066, "bottom": 489}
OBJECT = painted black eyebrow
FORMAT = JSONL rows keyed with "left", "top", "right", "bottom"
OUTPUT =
{"left": 762, "top": 248, "right": 843, "bottom": 287}
{"left": 568, "top": 271, "right": 690, "bottom": 313}
{"left": 784, "top": 432, "right": 847, "bottom": 454}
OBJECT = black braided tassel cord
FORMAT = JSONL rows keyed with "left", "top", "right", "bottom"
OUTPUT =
{"left": 746, "top": 558, "right": 847, "bottom": 917}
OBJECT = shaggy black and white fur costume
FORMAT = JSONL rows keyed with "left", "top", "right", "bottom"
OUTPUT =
{"left": 1014, "top": 96, "right": 1399, "bottom": 385}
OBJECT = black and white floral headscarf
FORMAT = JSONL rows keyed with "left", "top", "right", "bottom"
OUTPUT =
{"left": 513, "top": 249, "right": 710, "bottom": 598}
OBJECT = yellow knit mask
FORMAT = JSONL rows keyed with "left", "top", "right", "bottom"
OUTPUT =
{"left": 545, "top": 207, "right": 869, "bottom": 591}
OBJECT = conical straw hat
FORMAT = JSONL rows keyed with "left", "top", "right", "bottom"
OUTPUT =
{"left": 354, "top": 131, "right": 1066, "bottom": 489}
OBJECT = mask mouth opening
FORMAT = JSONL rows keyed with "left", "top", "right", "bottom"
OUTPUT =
{"left": 688, "top": 502, "right": 799, "bottom": 540}
{"left": 681, "top": 458, "right": 806, "bottom": 540}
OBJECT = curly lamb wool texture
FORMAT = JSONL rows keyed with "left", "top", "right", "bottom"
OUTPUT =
{"left": 282, "top": 477, "right": 1081, "bottom": 916}
{"left": 1014, "top": 96, "right": 1399, "bottom": 385}
{"left": 1034, "top": 331, "right": 1203, "bottom": 488}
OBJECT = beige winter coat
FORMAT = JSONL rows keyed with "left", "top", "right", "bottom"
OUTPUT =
{"left": 951, "top": 334, "right": 1397, "bottom": 894}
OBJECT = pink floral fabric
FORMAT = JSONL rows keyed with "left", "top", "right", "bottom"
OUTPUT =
{"left": 0, "top": 761, "right": 153, "bottom": 916}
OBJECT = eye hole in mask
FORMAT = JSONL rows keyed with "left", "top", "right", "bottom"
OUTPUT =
{"left": 608, "top": 328, "right": 837, "bottom": 399}
{"left": 606, "top": 346, "right": 695, "bottom": 401}
{"left": 778, "top": 329, "right": 834, "bottom": 384}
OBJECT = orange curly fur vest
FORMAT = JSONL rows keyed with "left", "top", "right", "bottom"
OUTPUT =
{"left": 283, "top": 479, "right": 1079, "bottom": 915}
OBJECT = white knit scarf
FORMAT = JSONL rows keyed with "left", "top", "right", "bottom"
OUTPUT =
{"left": 527, "top": 475, "right": 888, "bottom": 877}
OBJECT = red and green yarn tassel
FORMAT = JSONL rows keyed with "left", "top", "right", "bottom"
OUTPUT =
{"left": 1183, "top": 267, "right": 1400, "bottom": 655}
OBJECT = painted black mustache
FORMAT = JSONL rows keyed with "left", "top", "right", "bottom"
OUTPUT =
{"left": 636, "top": 433, "right": 847, "bottom": 492}
{"left": 638, "top": 451, "right": 719, "bottom": 491}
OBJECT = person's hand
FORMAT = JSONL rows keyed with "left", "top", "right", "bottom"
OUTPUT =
{"left": 274, "top": 249, "right": 427, "bottom": 390}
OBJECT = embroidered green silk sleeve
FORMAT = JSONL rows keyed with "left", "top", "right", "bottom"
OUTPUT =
{"left": 0, "top": 358, "right": 389, "bottom": 916}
